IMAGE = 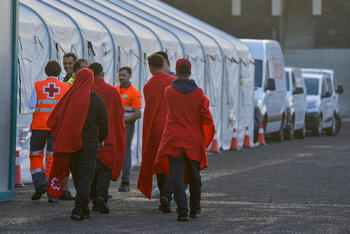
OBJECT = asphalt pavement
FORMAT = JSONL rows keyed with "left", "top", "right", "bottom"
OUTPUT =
{"left": 1, "top": 123, "right": 350, "bottom": 233}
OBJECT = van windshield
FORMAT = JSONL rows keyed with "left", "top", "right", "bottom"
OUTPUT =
{"left": 254, "top": 60, "right": 262, "bottom": 87}
{"left": 304, "top": 78, "right": 319, "bottom": 95}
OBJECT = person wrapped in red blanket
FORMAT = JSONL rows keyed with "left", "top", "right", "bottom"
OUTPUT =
{"left": 47, "top": 68, "right": 108, "bottom": 220}
{"left": 154, "top": 59, "right": 215, "bottom": 221}
{"left": 138, "top": 54, "right": 175, "bottom": 213}
{"left": 89, "top": 62, "right": 126, "bottom": 214}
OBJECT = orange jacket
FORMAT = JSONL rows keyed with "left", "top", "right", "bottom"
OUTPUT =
{"left": 30, "top": 78, "right": 69, "bottom": 130}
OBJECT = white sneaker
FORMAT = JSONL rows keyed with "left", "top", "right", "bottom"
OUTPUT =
{"left": 185, "top": 187, "right": 189, "bottom": 196}
{"left": 152, "top": 187, "right": 160, "bottom": 198}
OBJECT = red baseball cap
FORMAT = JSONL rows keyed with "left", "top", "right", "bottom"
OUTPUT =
{"left": 176, "top": 59, "right": 191, "bottom": 72}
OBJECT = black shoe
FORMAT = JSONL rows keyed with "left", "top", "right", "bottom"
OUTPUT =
{"left": 159, "top": 197, "right": 171, "bottom": 213}
{"left": 59, "top": 190, "right": 75, "bottom": 200}
{"left": 70, "top": 208, "right": 85, "bottom": 221}
{"left": 118, "top": 183, "right": 130, "bottom": 192}
{"left": 31, "top": 186, "right": 47, "bottom": 201}
{"left": 190, "top": 208, "right": 201, "bottom": 218}
{"left": 177, "top": 212, "right": 189, "bottom": 221}
{"left": 107, "top": 194, "right": 113, "bottom": 199}
{"left": 95, "top": 197, "right": 109, "bottom": 214}
{"left": 82, "top": 206, "right": 91, "bottom": 219}
{"left": 48, "top": 194, "right": 58, "bottom": 203}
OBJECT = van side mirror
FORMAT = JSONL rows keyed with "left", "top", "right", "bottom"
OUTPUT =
{"left": 336, "top": 85, "right": 344, "bottom": 94}
{"left": 293, "top": 87, "right": 304, "bottom": 95}
{"left": 266, "top": 78, "right": 276, "bottom": 91}
{"left": 322, "top": 91, "right": 331, "bottom": 98}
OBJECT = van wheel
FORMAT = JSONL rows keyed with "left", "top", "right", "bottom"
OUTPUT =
{"left": 312, "top": 116, "right": 322, "bottom": 136}
{"left": 284, "top": 119, "right": 294, "bottom": 140}
{"left": 272, "top": 119, "right": 284, "bottom": 142}
{"left": 335, "top": 114, "right": 341, "bottom": 135}
{"left": 295, "top": 123, "right": 306, "bottom": 139}
{"left": 326, "top": 116, "right": 336, "bottom": 136}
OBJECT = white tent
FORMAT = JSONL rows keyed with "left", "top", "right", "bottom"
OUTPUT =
{"left": 141, "top": 0, "right": 255, "bottom": 148}
{"left": 122, "top": 0, "right": 237, "bottom": 150}
{"left": 17, "top": 0, "right": 255, "bottom": 183}
{"left": 109, "top": 0, "right": 206, "bottom": 88}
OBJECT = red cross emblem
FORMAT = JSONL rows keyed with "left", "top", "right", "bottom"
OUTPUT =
{"left": 43, "top": 83, "right": 60, "bottom": 99}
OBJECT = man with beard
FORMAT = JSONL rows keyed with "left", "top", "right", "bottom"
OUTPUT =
{"left": 116, "top": 66, "right": 142, "bottom": 192}
{"left": 89, "top": 62, "right": 126, "bottom": 213}
{"left": 62, "top": 53, "right": 77, "bottom": 83}
{"left": 138, "top": 54, "right": 175, "bottom": 213}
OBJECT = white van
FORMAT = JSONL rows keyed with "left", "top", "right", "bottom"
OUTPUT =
{"left": 241, "top": 39, "right": 288, "bottom": 141}
{"left": 284, "top": 67, "right": 307, "bottom": 139}
{"left": 302, "top": 73, "right": 336, "bottom": 136}
{"left": 301, "top": 68, "right": 343, "bottom": 134}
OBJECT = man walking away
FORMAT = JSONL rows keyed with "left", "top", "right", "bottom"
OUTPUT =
{"left": 116, "top": 66, "right": 142, "bottom": 192}
{"left": 154, "top": 59, "right": 215, "bottom": 221}
{"left": 138, "top": 54, "right": 175, "bottom": 213}
{"left": 28, "top": 60, "right": 69, "bottom": 202}
{"left": 60, "top": 58, "right": 90, "bottom": 200}
{"left": 47, "top": 69, "right": 108, "bottom": 220}
{"left": 90, "top": 62, "right": 126, "bottom": 213}
{"left": 63, "top": 52, "right": 77, "bottom": 83}
{"left": 155, "top": 51, "right": 176, "bottom": 76}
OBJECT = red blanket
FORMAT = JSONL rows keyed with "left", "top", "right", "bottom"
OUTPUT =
{"left": 137, "top": 72, "right": 176, "bottom": 199}
{"left": 47, "top": 68, "right": 94, "bottom": 198}
{"left": 93, "top": 78, "right": 126, "bottom": 181}
{"left": 154, "top": 86, "right": 215, "bottom": 176}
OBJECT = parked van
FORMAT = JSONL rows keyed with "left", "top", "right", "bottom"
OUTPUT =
{"left": 302, "top": 73, "right": 336, "bottom": 136}
{"left": 242, "top": 39, "right": 288, "bottom": 141}
{"left": 301, "top": 68, "right": 343, "bottom": 134}
{"left": 284, "top": 67, "right": 307, "bottom": 139}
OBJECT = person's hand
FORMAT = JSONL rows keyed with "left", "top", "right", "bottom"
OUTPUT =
{"left": 98, "top": 141, "right": 104, "bottom": 150}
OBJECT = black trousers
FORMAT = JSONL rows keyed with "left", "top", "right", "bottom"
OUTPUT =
{"left": 168, "top": 155, "right": 201, "bottom": 213}
{"left": 70, "top": 139, "right": 98, "bottom": 207}
{"left": 156, "top": 173, "right": 173, "bottom": 201}
{"left": 90, "top": 159, "right": 111, "bottom": 202}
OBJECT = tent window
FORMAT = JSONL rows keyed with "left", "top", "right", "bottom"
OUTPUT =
{"left": 18, "top": 36, "right": 23, "bottom": 51}
{"left": 88, "top": 41, "right": 96, "bottom": 62}
{"left": 207, "top": 54, "right": 220, "bottom": 106}
{"left": 102, "top": 43, "right": 107, "bottom": 57}
{"left": 55, "top": 42, "right": 66, "bottom": 60}
{"left": 71, "top": 45, "right": 78, "bottom": 55}
{"left": 34, "top": 36, "right": 44, "bottom": 49}
{"left": 225, "top": 58, "right": 236, "bottom": 105}
{"left": 17, "top": 58, "right": 22, "bottom": 114}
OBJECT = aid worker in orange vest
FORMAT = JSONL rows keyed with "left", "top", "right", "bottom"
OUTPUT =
{"left": 116, "top": 66, "right": 142, "bottom": 192}
{"left": 28, "top": 60, "right": 69, "bottom": 202}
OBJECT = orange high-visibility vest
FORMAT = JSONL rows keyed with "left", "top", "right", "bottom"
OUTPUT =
{"left": 30, "top": 78, "right": 69, "bottom": 130}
